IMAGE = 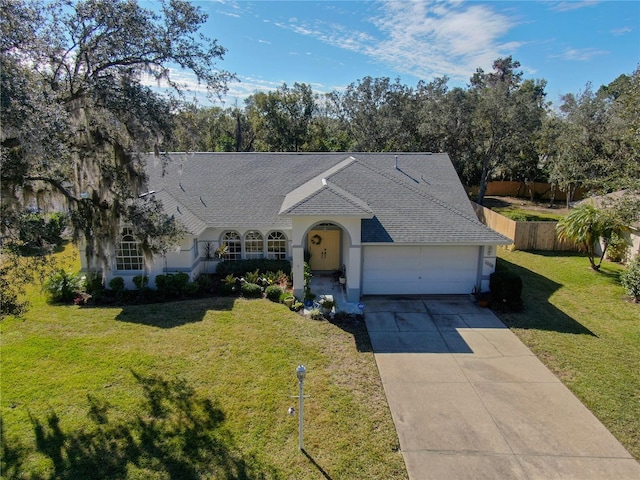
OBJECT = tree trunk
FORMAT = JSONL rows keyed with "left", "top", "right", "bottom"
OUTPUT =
{"left": 476, "top": 157, "right": 492, "bottom": 205}
{"left": 548, "top": 183, "right": 556, "bottom": 208}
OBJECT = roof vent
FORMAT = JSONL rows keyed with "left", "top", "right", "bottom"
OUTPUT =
{"left": 322, "top": 178, "right": 327, "bottom": 186}
{"left": 395, "top": 155, "right": 398, "bottom": 170}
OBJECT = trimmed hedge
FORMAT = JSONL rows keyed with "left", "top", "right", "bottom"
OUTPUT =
{"left": 216, "top": 259, "right": 291, "bottom": 277}
{"left": 240, "top": 282, "right": 263, "bottom": 298}
{"left": 490, "top": 270, "right": 523, "bottom": 305}
{"left": 265, "top": 285, "right": 284, "bottom": 302}
{"left": 155, "top": 272, "right": 190, "bottom": 298}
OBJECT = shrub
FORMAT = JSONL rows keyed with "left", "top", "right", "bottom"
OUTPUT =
{"left": 265, "top": 285, "right": 283, "bottom": 302}
{"left": 183, "top": 282, "right": 200, "bottom": 296}
{"left": 45, "top": 212, "right": 67, "bottom": 244}
{"left": 244, "top": 269, "right": 261, "bottom": 284}
{"left": 490, "top": 270, "right": 523, "bottom": 304}
{"left": 44, "top": 270, "right": 85, "bottom": 303}
{"left": 85, "top": 273, "right": 104, "bottom": 294}
{"left": 621, "top": 255, "right": 640, "bottom": 302}
{"left": 215, "top": 259, "right": 291, "bottom": 277}
{"left": 194, "top": 274, "right": 214, "bottom": 292}
{"left": 108, "top": 276, "right": 125, "bottom": 292}
{"left": 219, "top": 274, "right": 237, "bottom": 295}
{"left": 279, "top": 291, "right": 290, "bottom": 303}
{"left": 308, "top": 308, "right": 324, "bottom": 321}
{"left": 240, "top": 282, "right": 262, "bottom": 298}
{"left": 606, "top": 232, "right": 629, "bottom": 263}
{"left": 291, "top": 301, "right": 304, "bottom": 312}
{"left": 266, "top": 269, "right": 289, "bottom": 285}
{"left": 132, "top": 275, "right": 149, "bottom": 289}
{"left": 155, "top": 272, "right": 190, "bottom": 298}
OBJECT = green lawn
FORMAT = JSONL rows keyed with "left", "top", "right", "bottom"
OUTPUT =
{"left": 1, "top": 249, "right": 406, "bottom": 479}
{"left": 491, "top": 205, "right": 563, "bottom": 222}
{"left": 495, "top": 249, "right": 640, "bottom": 460}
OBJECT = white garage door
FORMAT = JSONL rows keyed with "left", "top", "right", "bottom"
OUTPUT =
{"left": 362, "top": 245, "right": 479, "bottom": 295}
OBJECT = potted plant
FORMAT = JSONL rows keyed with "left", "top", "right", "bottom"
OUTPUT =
{"left": 320, "top": 298, "right": 336, "bottom": 314}
{"left": 303, "top": 289, "right": 315, "bottom": 307}
{"left": 476, "top": 291, "right": 491, "bottom": 308}
{"left": 283, "top": 295, "right": 295, "bottom": 308}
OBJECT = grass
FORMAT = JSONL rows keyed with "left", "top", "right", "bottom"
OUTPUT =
{"left": 491, "top": 205, "right": 563, "bottom": 222}
{"left": 1, "top": 247, "right": 407, "bottom": 479}
{"left": 494, "top": 249, "right": 640, "bottom": 460}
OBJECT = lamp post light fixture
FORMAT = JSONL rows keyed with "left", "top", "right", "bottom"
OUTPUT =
{"left": 296, "top": 364, "right": 306, "bottom": 451}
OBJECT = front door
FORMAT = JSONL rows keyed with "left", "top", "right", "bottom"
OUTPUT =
{"left": 308, "top": 229, "right": 340, "bottom": 271}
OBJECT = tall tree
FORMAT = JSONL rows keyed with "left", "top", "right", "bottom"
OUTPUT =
{"left": 245, "top": 82, "right": 315, "bottom": 152}
{"left": 1, "top": 0, "right": 233, "bottom": 277}
{"left": 468, "top": 57, "right": 547, "bottom": 204}
{"left": 331, "top": 76, "right": 416, "bottom": 152}
{"left": 415, "top": 78, "right": 475, "bottom": 180}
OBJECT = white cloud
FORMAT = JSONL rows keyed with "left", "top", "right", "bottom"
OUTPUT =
{"left": 611, "top": 26, "right": 633, "bottom": 36}
{"left": 370, "top": 2, "right": 524, "bottom": 80}
{"left": 553, "top": 47, "right": 609, "bottom": 61}
{"left": 277, "top": 0, "right": 524, "bottom": 83}
{"left": 548, "top": 1, "right": 600, "bottom": 13}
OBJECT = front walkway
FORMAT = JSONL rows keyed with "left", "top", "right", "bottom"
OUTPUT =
{"left": 308, "top": 274, "right": 361, "bottom": 315}
{"left": 363, "top": 295, "right": 640, "bottom": 480}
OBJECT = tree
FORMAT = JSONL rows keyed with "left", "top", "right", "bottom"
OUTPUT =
{"left": 467, "top": 57, "right": 547, "bottom": 205}
{"left": 556, "top": 202, "right": 627, "bottom": 271}
{"left": 415, "top": 79, "right": 476, "bottom": 181}
{"left": 330, "top": 76, "right": 416, "bottom": 151}
{"left": 245, "top": 83, "right": 315, "bottom": 152}
{"left": 1, "top": 0, "right": 232, "bottom": 282}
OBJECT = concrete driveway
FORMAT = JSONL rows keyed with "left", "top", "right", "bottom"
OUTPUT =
{"left": 363, "top": 295, "right": 640, "bottom": 480}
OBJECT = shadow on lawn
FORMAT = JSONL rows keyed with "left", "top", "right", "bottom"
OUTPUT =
{"left": 328, "top": 314, "right": 373, "bottom": 353}
{"left": 2, "top": 372, "right": 279, "bottom": 480}
{"left": 496, "top": 254, "right": 596, "bottom": 336}
{"left": 115, "top": 296, "right": 236, "bottom": 328}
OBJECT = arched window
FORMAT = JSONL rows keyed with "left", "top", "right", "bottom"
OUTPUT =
{"left": 267, "top": 231, "right": 287, "bottom": 259}
{"left": 244, "top": 230, "right": 264, "bottom": 259}
{"left": 116, "top": 228, "right": 144, "bottom": 270}
{"left": 221, "top": 231, "right": 241, "bottom": 260}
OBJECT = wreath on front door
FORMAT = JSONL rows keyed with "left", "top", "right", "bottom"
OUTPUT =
{"left": 310, "top": 234, "right": 322, "bottom": 245}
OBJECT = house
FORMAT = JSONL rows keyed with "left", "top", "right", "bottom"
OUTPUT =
{"left": 93, "top": 152, "right": 511, "bottom": 300}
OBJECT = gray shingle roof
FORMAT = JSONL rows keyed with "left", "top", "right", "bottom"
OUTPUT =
{"left": 144, "top": 152, "right": 510, "bottom": 244}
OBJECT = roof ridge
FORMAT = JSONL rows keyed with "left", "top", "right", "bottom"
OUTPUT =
{"left": 280, "top": 177, "right": 373, "bottom": 216}
{"left": 323, "top": 180, "right": 373, "bottom": 214}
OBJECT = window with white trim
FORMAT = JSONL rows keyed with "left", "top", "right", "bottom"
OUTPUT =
{"left": 221, "top": 231, "right": 241, "bottom": 260}
{"left": 116, "top": 228, "right": 144, "bottom": 270}
{"left": 267, "top": 231, "right": 287, "bottom": 259}
{"left": 244, "top": 230, "right": 264, "bottom": 259}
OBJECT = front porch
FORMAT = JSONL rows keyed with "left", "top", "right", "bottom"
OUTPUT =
{"left": 307, "top": 273, "right": 362, "bottom": 315}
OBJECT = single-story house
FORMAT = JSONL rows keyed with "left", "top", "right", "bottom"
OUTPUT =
{"left": 88, "top": 152, "right": 511, "bottom": 300}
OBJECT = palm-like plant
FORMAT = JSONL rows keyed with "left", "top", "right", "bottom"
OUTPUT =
{"left": 556, "top": 202, "right": 627, "bottom": 270}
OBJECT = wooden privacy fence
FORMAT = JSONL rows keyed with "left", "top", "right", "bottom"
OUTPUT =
{"left": 466, "top": 181, "right": 585, "bottom": 202}
{"left": 472, "top": 203, "right": 579, "bottom": 252}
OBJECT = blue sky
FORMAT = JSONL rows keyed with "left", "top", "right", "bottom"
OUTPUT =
{"left": 169, "top": 1, "right": 640, "bottom": 106}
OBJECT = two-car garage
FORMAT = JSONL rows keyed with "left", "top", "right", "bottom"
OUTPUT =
{"left": 361, "top": 245, "right": 480, "bottom": 295}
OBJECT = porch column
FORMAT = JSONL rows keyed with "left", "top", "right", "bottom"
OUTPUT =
{"left": 346, "top": 245, "right": 362, "bottom": 301}
{"left": 292, "top": 244, "right": 305, "bottom": 300}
